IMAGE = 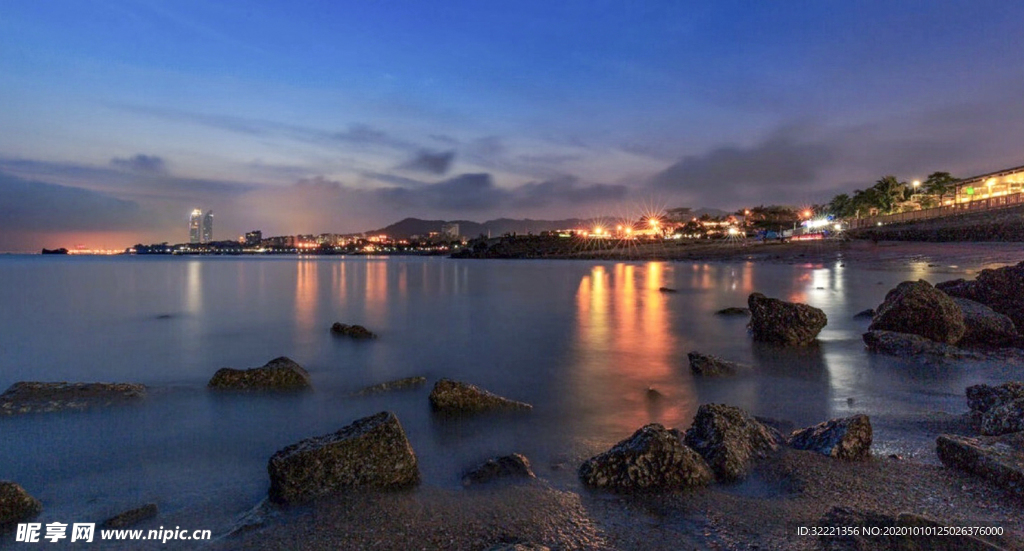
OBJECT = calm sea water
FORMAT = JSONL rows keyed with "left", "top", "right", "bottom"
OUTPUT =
{"left": 0, "top": 254, "right": 1015, "bottom": 537}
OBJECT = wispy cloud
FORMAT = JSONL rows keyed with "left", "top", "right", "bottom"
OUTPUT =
{"left": 396, "top": 149, "right": 455, "bottom": 175}
{"left": 111, "top": 154, "right": 167, "bottom": 174}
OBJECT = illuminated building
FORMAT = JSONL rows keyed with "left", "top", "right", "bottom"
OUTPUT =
{"left": 441, "top": 222, "right": 460, "bottom": 241}
{"left": 189, "top": 209, "right": 203, "bottom": 244}
{"left": 202, "top": 210, "right": 214, "bottom": 243}
{"left": 245, "top": 230, "right": 262, "bottom": 246}
{"left": 953, "top": 164, "right": 1024, "bottom": 204}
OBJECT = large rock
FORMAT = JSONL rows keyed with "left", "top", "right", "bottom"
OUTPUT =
{"left": 789, "top": 414, "right": 872, "bottom": 460}
{"left": 429, "top": 379, "right": 532, "bottom": 415}
{"left": 462, "top": 454, "right": 536, "bottom": 486}
{"left": 939, "top": 261, "right": 1024, "bottom": 329}
{"left": 936, "top": 433, "right": 1024, "bottom": 496}
{"left": 354, "top": 376, "right": 427, "bottom": 396}
{"left": 978, "top": 398, "right": 1024, "bottom": 436}
{"left": 579, "top": 424, "right": 712, "bottom": 492}
{"left": 267, "top": 411, "right": 419, "bottom": 504}
{"left": 208, "top": 357, "right": 311, "bottom": 390}
{"left": 869, "top": 280, "right": 965, "bottom": 344}
{"left": 687, "top": 351, "right": 746, "bottom": 377}
{"left": 966, "top": 382, "right": 1024, "bottom": 436}
{"left": 953, "top": 297, "right": 1018, "bottom": 347}
{"left": 330, "top": 322, "right": 377, "bottom": 339}
{"left": 0, "top": 382, "right": 146, "bottom": 415}
{"left": 747, "top": 293, "right": 827, "bottom": 346}
{"left": 683, "top": 403, "right": 782, "bottom": 481}
{"left": 967, "top": 382, "right": 1024, "bottom": 413}
{"left": 0, "top": 482, "right": 42, "bottom": 528}
{"left": 862, "top": 330, "right": 975, "bottom": 359}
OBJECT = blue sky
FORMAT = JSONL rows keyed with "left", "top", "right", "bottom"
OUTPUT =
{"left": 2, "top": 0, "right": 1023, "bottom": 250}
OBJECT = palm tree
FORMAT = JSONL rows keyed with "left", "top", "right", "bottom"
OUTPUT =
{"left": 871, "top": 176, "right": 908, "bottom": 214}
{"left": 827, "top": 194, "right": 853, "bottom": 218}
{"left": 923, "top": 171, "right": 958, "bottom": 205}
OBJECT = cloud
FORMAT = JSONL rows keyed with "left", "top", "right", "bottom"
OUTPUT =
{"left": 396, "top": 150, "right": 455, "bottom": 175}
{"left": 111, "top": 154, "right": 167, "bottom": 173}
{"left": 0, "top": 170, "right": 144, "bottom": 232}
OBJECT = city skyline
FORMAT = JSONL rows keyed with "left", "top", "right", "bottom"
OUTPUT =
{"left": 2, "top": 1, "right": 1024, "bottom": 252}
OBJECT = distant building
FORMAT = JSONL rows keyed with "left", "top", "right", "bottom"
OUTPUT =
{"left": 245, "top": 230, "right": 262, "bottom": 246}
{"left": 953, "top": 164, "right": 1024, "bottom": 204}
{"left": 189, "top": 209, "right": 203, "bottom": 244}
{"left": 441, "top": 222, "right": 459, "bottom": 241}
{"left": 202, "top": 210, "right": 214, "bottom": 243}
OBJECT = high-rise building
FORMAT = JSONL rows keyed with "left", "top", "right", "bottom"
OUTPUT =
{"left": 441, "top": 222, "right": 459, "bottom": 241}
{"left": 189, "top": 209, "right": 203, "bottom": 244}
{"left": 244, "top": 230, "right": 262, "bottom": 246}
{"left": 202, "top": 210, "right": 214, "bottom": 243}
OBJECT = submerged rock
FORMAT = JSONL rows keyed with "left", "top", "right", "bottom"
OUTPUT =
{"left": 268, "top": 411, "right": 419, "bottom": 504}
{"left": 862, "top": 330, "right": 976, "bottom": 359}
{"left": 428, "top": 379, "right": 532, "bottom": 415}
{"left": 208, "top": 357, "right": 311, "bottom": 391}
{"left": 102, "top": 503, "right": 158, "bottom": 528}
{"left": 462, "top": 454, "right": 536, "bottom": 486}
{"left": 354, "top": 376, "right": 427, "bottom": 396}
{"left": 852, "top": 308, "right": 875, "bottom": 319}
{"left": 579, "top": 423, "right": 712, "bottom": 492}
{"left": 658, "top": 287, "right": 678, "bottom": 293}
{"left": 0, "top": 382, "right": 146, "bottom": 415}
{"left": 715, "top": 307, "right": 750, "bottom": 316}
{"left": 687, "top": 351, "right": 746, "bottom": 377}
{"left": 789, "top": 414, "right": 872, "bottom": 460}
{"left": 0, "top": 481, "right": 42, "bottom": 528}
{"left": 683, "top": 403, "right": 782, "bottom": 482}
{"left": 936, "top": 433, "right": 1024, "bottom": 496}
{"left": 747, "top": 293, "right": 827, "bottom": 346}
{"left": 953, "top": 297, "right": 1019, "bottom": 347}
{"left": 869, "top": 280, "right": 965, "bottom": 344}
{"left": 330, "top": 322, "right": 377, "bottom": 339}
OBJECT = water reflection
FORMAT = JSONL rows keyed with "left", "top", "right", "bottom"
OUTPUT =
{"left": 295, "top": 260, "right": 318, "bottom": 335}
{"left": 570, "top": 263, "right": 692, "bottom": 438}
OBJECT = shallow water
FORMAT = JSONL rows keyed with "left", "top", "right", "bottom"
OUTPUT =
{"left": 0, "top": 254, "right": 1018, "bottom": 538}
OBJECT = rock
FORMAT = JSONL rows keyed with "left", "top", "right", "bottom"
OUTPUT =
{"left": 853, "top": 308, "right": 875, "bottom": 319}
{"left": 683, "top": 403, "right": 782, "bottom": 482}
{"left": 967, "top": 382, "right": 1024, "bottom": 413}
{"left": 354, "top": 376, "right": 427, "bottom": 396}
{"left": 462, "top": 454, "right": 536, "bottom": 486}
{"left": 789, "top": 414, "right": 872, "bottom": 460}
{"left": 862, "top": 330, "right": 976, "bottom": 359}
{"left": 687, "top": 351, "right": 746, "bottom": 377}
{"left": 0, "top": 382, "right": 146, "bottom": 415}
{"left": 747, "top": 292, "right": 827, "bottom": 346}
{"left": 715, "top": 307, "right": 750, "bottom": 316}
{"left": 939, "top": 261, "right": 1024, "bottom": 329}
{"left": 936, "top": 433, "right": 1024, "bottom": 496}
{"left": 0, "top": 482, "right": 42, "bottom": 528}
{"left": 102, "top": 503, "right": 158, "bottom": 528}
{"left": 953, "top": 297, "right": 1019, "bottom": 347}
{"left": 658, "top": 287, "right": 678, "bottom": 293}
{"left": 978, "top": 398, "right": 1024, "bottom": 436}
{"left": 208, "top": 357, "right": 311, "bottom": 391}
{"left": 869, "top": 280, "right": 965, "bottom": 344}
{"left": 578, "top": 423, "right": 712, "bottom": 492}
{"left": 330, "top": 322, "right": 377, "bottom": 339}
{"left": 428, "top": 379, "right": 532, "bottom": 415}
{"left": 267, "top": 411, "right": 419, "bottom": 504}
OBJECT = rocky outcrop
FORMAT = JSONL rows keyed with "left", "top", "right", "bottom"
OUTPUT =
{"left": 715, "top": 307, "right": 750, "bottom": 316}
{"left": 330, "top": 322, "right": 377, "bottom": 339}
{"left": 428, "top": 379, "right": 532, "bottom": 415}
{"left": 354, "top": 376, "right": 427, "bottom": 396}
{"left": 687, "top": 351, "right": 746, "bottom": 377}
{"left": 747, "top": 293, "right": 827, "bottom": 346}
{"left": 267, "top": 411, "right": 419, "bottom": 504}
{"left": 102, "top": 503, "right": 158, "bottom": 528}
{"left": 938, "top": 261, "right": 1024, "bottom": 329}
{"left": 965, "top": 382, "right": 1024, "bottom": 436}
{"left": 579, "top": 424, "right": 712, "bottom": 492}
{"left": 462, "top": 454, "right": 536, "bottom": 486}
{"left": 953, "top": 297, "right": 1019, "bottom": 347}
{"left": 208, "top": 357, "right": 311, "bottom": 390}
{"left": 0, "top": 382, "right": 146, "bottom": 415}
{"left": 967, "top": 382, "right": 1024, "bottom": 413}
{"left": 869, "top": 280, "right": 965, "bottom": 344}
{"left": 936, "top": 432, "right": 1024, "bottom": 496}
{"left": 683, "top": 404, "right": 782, "bottom": 482}
{"left": 0, "top": 482, "right": 42, "bottom": 528}
{"left": 789, "top": 414, "right": 872, "bottom": 460}
{"left": 862, "top": 330, "right": 976, "bottom": 359}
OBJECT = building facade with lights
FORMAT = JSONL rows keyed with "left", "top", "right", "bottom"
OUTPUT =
{"left": 953, "top": 164, "right": 1024, "bottom": 204}
{"left": 189, "top": 209, "right": 203, "bottom": 244}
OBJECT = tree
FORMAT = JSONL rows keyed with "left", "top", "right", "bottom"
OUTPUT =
{"left": 827, "top": 194, "right": 854, "bottom": 218}
{"left": 923, "top": 171, "right": 958, "bottom": 205}
{"left": 871, "top": 175, "right": 908, "bottom": 214}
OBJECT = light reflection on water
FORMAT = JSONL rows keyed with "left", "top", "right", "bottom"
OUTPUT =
{"left": 0, "top": 255, "right": 1016, "bottom": 532}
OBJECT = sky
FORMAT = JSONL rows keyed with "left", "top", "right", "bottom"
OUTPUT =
{"left": 2, "top": 0, "right": 1024, "bottom": 251}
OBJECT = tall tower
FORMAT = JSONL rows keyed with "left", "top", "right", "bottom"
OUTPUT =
{"left": 189, "top": 209, "right": 203, "bottom": 244}
{"left": 202, "top": 210, "right": 214, "bottom": 243}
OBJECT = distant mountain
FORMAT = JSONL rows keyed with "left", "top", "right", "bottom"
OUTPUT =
{"left": 368, "top": 217, "right": 594, "bottom": 239}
